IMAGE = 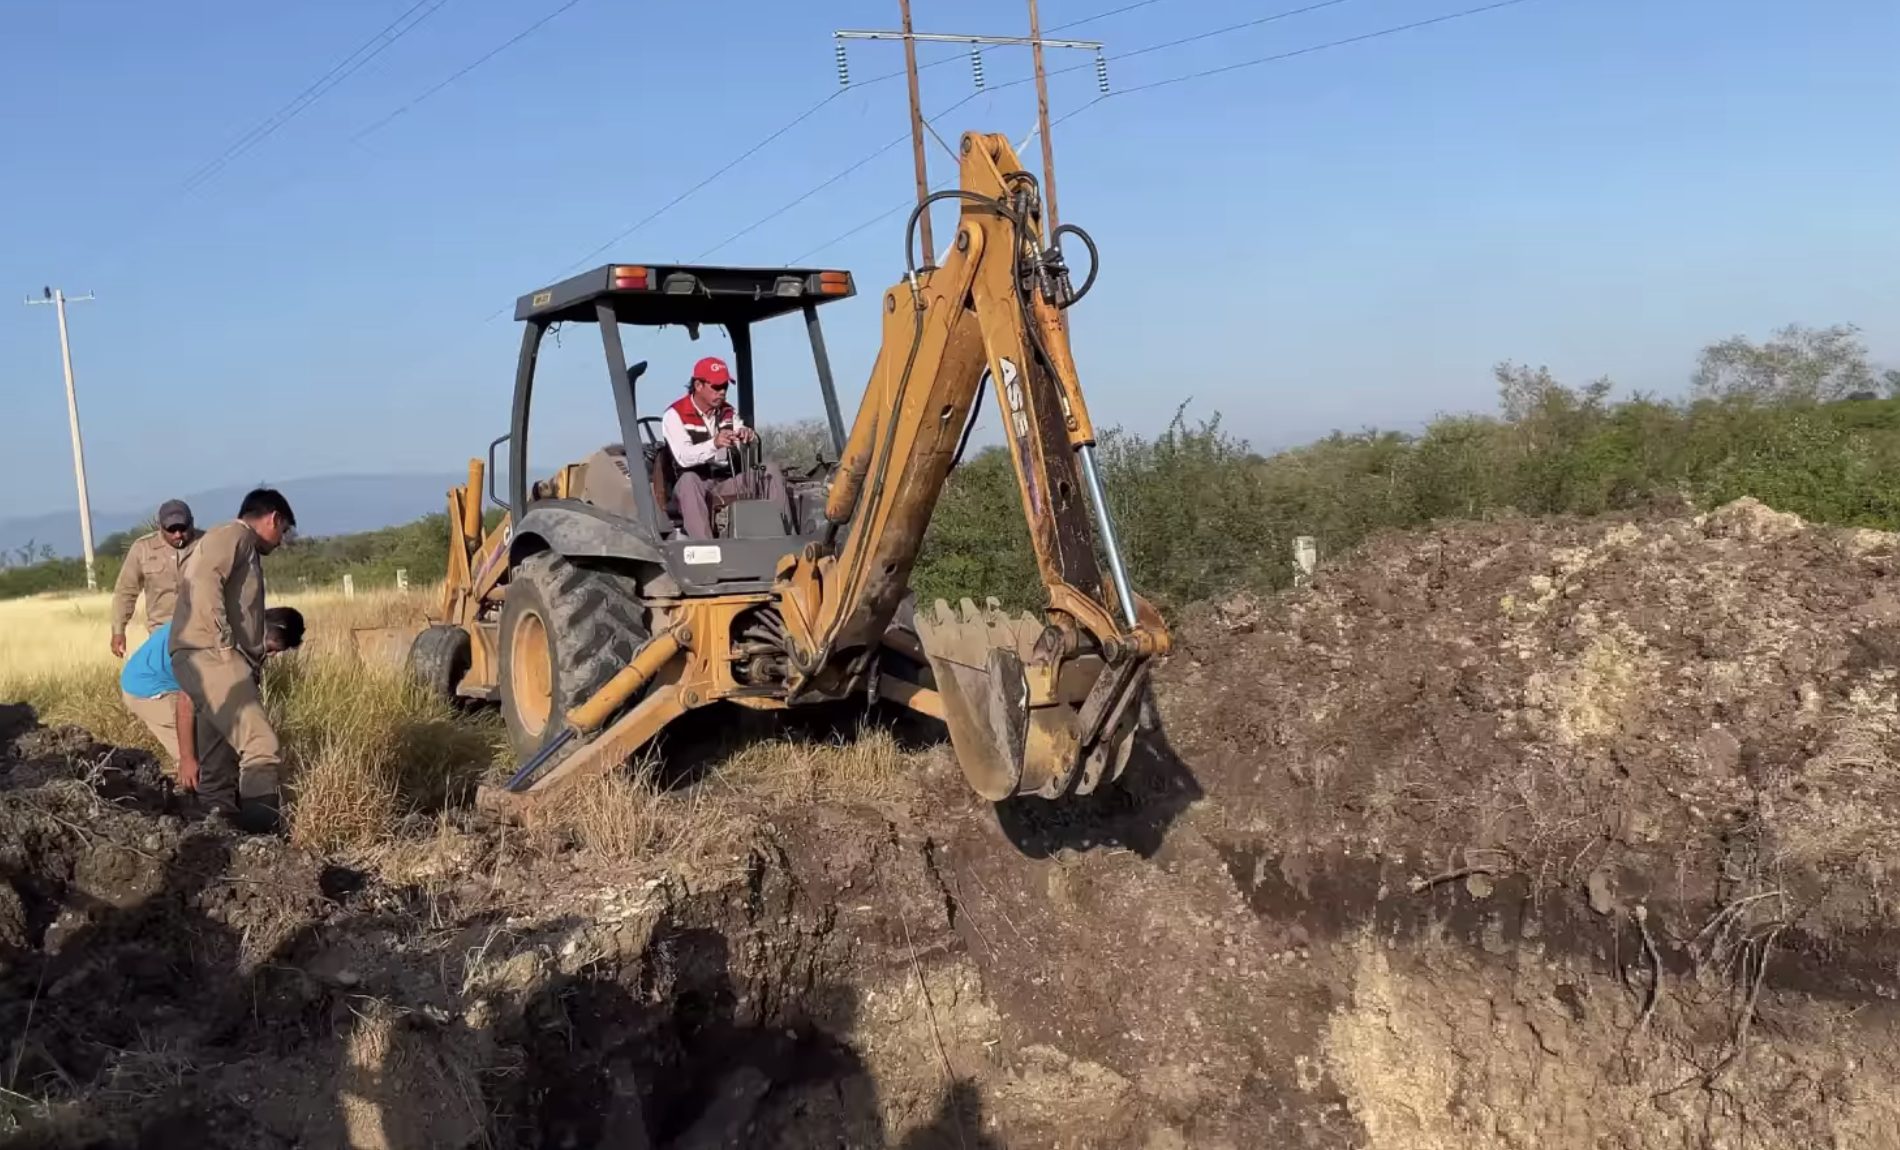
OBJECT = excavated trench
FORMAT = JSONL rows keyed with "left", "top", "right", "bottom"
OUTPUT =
{"left": 0, "top": 718, "right": 984, "bottom": 1149}
{"left": 1215, "top": 841, "right": 1900, "bottom": 1007}
{"left": 6, "top": 712, "right": 1900, "bottom": 1149}
{"left": 7, "top": 500, "right": 1900, "bottom": 1148}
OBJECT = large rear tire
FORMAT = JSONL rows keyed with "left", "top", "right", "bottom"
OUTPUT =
{"left": 498, "top": 552, "right": 649, "bottom": 763}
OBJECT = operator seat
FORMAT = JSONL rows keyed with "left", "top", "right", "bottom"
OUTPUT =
{"left": 643, "top": 440, "right": 683, "bottom": 530}
{"left": 576, "top": 444, "right": 648, "bottom": 522}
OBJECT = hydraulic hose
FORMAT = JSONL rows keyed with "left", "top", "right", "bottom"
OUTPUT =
{"left": 904, "top": 188, "right": 1025, "bottom": 278}
{"left": 1050, "top": 223, "right": 1099, "bottom": 308}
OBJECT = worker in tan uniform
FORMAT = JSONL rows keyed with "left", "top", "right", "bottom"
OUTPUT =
{"left": 109, "top": 499, "right": 203, "bottom": 658}
{"left": 168, "top": 488, "right": 297, "bottom": 832}
{"left": 119, "top": 605, "right": 306, "bottom": 779}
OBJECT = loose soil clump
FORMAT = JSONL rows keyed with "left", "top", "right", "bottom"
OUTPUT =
{"left": 5, "top": 497, "right": 1900, "bottom": 1149}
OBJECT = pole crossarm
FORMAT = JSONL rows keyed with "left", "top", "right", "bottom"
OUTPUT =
{"left": 835, "top": 4, "right": 1102, "bottom": 272}
{"left": 835, "top": 30, "right": 1103, "bottom": 50}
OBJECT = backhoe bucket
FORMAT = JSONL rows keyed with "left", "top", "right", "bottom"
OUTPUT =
{"left": 351, "top": 624, "right": 424, "bottom": 668}
{"left": 913, "top": 597, "right": 1141, "bottom": 801}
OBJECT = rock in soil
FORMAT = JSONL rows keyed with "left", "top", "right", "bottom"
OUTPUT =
{"left": 2, "top": 498, "right": 1899, "bottom": 1149}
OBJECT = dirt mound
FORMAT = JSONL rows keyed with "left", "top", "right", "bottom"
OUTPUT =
{"left": 1166, "top": 498, "right": 1900, "bottom": 923}
{"left": 1153, "top": 497, "right": 1900, "bottom": 1147}
{"left": 7, "top": 498, "right": 1900, "bottom": 1149}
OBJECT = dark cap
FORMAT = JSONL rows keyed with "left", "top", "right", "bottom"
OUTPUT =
{"left": 157, "top": 499, "right": 194, "bottom": 530}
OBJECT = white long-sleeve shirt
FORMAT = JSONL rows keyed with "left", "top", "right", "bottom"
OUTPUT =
{"left": 661, "top": 397, "right": 746, "bottom": 471}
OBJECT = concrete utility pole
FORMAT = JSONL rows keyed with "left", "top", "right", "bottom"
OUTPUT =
{"left": 833, "top": 19, "right": 1107, "bottom": 269}
{"left": 23, "top": 287, "right": 100, "bottom": 590}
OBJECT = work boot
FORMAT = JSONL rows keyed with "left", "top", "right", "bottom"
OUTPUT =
{"left": 184, "top": 789, "right": 240, "bottom": 826}
{"left": 235, "top": 794, "right": 284, "bottom": 836}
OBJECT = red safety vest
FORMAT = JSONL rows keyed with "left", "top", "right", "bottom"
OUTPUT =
{"left": 668, "top": 394, "right": 736, "bottom": 475}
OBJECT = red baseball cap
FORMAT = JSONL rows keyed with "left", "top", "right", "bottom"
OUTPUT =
{"left": 692, "top": 356, "right": 732, "bottom": 387}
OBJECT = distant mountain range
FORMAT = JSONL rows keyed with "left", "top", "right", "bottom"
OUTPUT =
{"left": 0, "top": 473, "right": 462, "bottom": 560}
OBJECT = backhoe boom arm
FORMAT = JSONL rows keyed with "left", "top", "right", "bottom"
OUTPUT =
{"left": 776, "top": 131, "right": 1170, "bottom": 801}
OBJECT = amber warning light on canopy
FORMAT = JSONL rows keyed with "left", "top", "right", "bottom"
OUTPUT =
{"left": 817, "top": 271, "right": 851, "bottom": 295}
{"left": 611, "top": 266, "right": 649, "bottom": 290}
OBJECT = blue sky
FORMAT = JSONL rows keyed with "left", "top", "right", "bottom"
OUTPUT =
{"left": 3, "top": 0, "right": 1896, "bottom": 523}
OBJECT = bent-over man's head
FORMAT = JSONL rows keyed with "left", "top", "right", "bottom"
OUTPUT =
{"left": 238, "top": 488, "right": 296, "bottom": 554}
{"left": 263, "top": 606, "right": 305, "bottom": 655}
{"left": 157, "top": 499, "right": 195, "bottom": 548}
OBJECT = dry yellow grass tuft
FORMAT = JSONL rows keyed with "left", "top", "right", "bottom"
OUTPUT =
{"left": 533, "top": 767, "right": 729, "bottom": 861}
{"left": 0, "top": 587, "right": 504, "bottom": 852}
{"left": 2, "top": 587, "right": 930, "bottom": 866}
{"left": 270, "top": 654, "right": 505, "bottom": 852}
{"left": 708, "top": 721, "right": 916, "bottom": 809}
{"left": 520, "top": 717, "right": 925, "bottom": 865}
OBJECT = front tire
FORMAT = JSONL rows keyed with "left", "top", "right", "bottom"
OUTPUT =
{"left": 407, "top": 624, "right": 472, "bottom": 703}
{"left": 497, "top": 552, "right": 649, "bottom": 763}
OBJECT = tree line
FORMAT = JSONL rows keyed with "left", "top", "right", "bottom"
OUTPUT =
{"left": 2, "top": 322, "right": 1894, "bottom": 609}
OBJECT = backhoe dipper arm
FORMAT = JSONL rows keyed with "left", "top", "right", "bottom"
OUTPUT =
{"left": 777, "top": 130, "right": 1169, "bottom": 802}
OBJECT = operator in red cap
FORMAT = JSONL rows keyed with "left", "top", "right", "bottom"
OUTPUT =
{"left": 661, "top": 356, "right": 796, "bottom": 539}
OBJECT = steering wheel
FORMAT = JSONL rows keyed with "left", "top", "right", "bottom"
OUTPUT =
{"left": 636, "top": 416, "right": 666, "bottom": 451}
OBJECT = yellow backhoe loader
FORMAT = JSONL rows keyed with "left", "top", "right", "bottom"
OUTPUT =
{"left": 358, "top": 130, "right": 1169, "bottom": 816}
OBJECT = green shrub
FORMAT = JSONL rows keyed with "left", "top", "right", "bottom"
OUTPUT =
{"left": 10, "top": 375, "right": 1900, "bottom": 613}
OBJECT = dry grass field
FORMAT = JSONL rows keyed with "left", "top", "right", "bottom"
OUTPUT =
{"left": 0, "top": 586, "right": 918, "bottom": 860}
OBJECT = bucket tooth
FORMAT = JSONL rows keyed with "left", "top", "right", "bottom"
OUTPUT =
{"left": 959, "top": 597, "right": 982, "bottom": 625}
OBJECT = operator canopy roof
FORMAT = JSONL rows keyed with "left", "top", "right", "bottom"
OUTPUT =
{"left": 515, "top": 264, "right": 857, "bottom": 327}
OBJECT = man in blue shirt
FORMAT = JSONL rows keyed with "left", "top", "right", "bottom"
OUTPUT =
{"left": 120, "top": 606, "right": 306, "bottom": 789}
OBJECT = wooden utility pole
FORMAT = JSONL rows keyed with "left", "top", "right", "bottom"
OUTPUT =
{"left": 23, "top": 287, "right": 99, "bottom": 590}
{"left": 897, "top": 0, "right": 935, "bottom": 262}
{"left": 1026, "top": 0, "right": 1060, "bottom": 235}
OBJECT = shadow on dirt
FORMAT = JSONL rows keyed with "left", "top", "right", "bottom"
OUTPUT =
{"left": 0, "top": 703, "right": 36, "bottom": 748}
{"left": 496, "top": 921, "right": 870, "bottom": 1149}
{"left": 992, "top": 720, "right": 1202, "bottom": 861}
{"left": 1, "top": 818, "right": 1000, "bottom": 1148}
{"left": 3, "top": 832, "right": 239, "bottom": 1087}
{"left": 894, "top": 1081, "right": 1002, "bottom": 1149}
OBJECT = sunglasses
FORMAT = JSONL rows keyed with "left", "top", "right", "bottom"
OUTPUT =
{"left": 162, "top": 524, "right": 191, "bottom": 535}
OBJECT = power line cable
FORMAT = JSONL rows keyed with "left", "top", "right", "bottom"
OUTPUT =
{"left": 935, "top": 0, "right": 1377, "bottom": 103}
{"left": 473, "top": 0, "right": 1379, "bottom": 321}
{"left": 475, "top": 52, "right": 962, "bottom": 324}
{"left": 794, "top": 0, "right": 1556, "bottom": 264}
{"left": 178, "top": 0, "right": 456, "bottom": 195}
{"left": 728, "top": 0, "right": 1381, "bottom": 264}
{"left": 787, "top": 172, "right": 956, "bottom": 265}
{"left": 476, "top": 0, "right": 1190, "bottom": 312}
{"left": 1110, "top": 0, "right": 1365, "bottom": 63}
{"left": 694, "top": 132, "right": 912, "bottom": 261}
{"left": 1048, "top": 0, "right": 1173, "bottom": 33}
{"left": 352, "top": 0, "right": 590, "bottom": 142}
{"left": 695, "top": 89, "right": 985, "bottom": 263}
{"left": 1066, "top": 0, "right": 1547, "bottom": 114}
{"left": 661, "top": 0, "right": 1198, "bottom": 263}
